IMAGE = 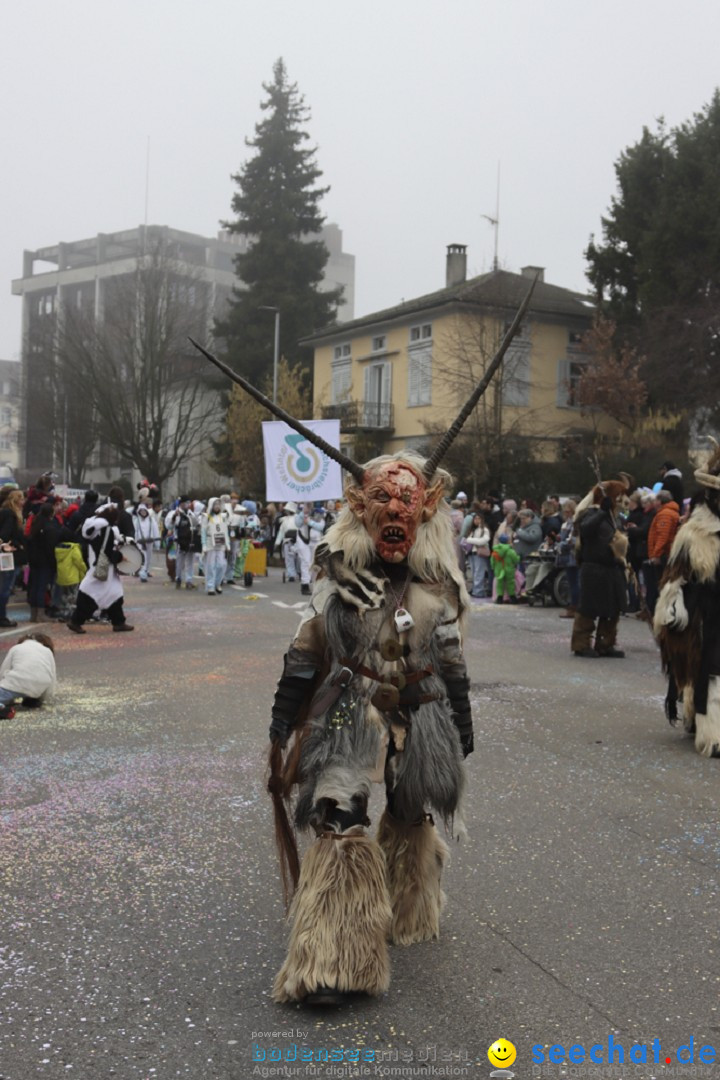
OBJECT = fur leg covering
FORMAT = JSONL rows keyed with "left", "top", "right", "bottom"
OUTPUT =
{"left": 694, "top": 678, "right": 720, "bottom": 758}
{"left": 377, "top": 810, "right": 449, "bottom": 946}
{"left": 272, "top": 830, "right": 391, "bottom": 1003}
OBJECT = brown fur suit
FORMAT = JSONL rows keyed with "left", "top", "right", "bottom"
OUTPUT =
{"left": 655, "top": 503, "right": 720, "bottom": 757}
{"left": 270, "top": 483, "right": 471, "bottom": 1004}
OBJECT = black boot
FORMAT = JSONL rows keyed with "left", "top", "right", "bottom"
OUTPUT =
{"left": 301, "top": 583, "right": 311, "bottom": 596}
{"left": 303, "top": 985, "right": 347, "bottom": 1007}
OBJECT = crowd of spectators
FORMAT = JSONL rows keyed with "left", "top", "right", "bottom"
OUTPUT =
{"left": 448, "top": 459, "right": 688, "bottom": 624}
{"left": 0, "top": 456, "right": 689, "bottom": 634}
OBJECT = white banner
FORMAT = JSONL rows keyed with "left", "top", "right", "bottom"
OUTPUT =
{"left": 262, "top": 420, "right": 343, "bottom": 503}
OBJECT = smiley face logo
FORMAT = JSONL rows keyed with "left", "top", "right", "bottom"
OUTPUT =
{"left": 488, "top": 1039, "right": 516, "bottom": 1069}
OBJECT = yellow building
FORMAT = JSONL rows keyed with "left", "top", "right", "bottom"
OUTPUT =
{"left": 305, "top": 246, "right": 598, "bottom": 486}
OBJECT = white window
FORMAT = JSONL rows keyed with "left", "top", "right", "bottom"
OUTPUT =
{"left": 331, "top": 359, "right": 352, "bottom": 404}
{"left": 557, "top": 358, "right": 587, "bottom": 408}
{"left": 0, "top": 408, "right": 11, "bottom": 426}
{"left": 372, "top": 335, "right": 386, "bottom": 352}
{"left": 407, "top": 346, "right": 432, "bottom": 407}
{"left": 333, "top": 343, "right": 351, "bottom": 360}
{"left": 502, "top": 346, "right": 531, "bottom": 407}
{"left": 410, "top": 323, "right": 432, "bottom": 343}
{"left": 362, "top": 362, "right": 392, "bottom": 427}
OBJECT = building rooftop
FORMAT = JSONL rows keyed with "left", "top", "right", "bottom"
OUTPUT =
{"left": 303, "top": 267, "right": 594, "bottom": 344}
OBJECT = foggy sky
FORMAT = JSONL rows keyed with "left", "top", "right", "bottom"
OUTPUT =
{"left": 2, "top": 0, "right": 717, "bottom": 361}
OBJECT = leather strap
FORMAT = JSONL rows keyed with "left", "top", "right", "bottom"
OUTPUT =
{"left": 308, "top": 664, "right": 355, "bottom": 718}
{"left": 340, "top": 657, "right": 433, "bottom": 686}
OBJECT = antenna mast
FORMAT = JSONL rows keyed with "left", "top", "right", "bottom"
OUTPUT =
{"left": 482, "top": 161, "right": 501, "bottom": 271}
{"left": 142, "top": 136, "right": 150, "bottom": 255}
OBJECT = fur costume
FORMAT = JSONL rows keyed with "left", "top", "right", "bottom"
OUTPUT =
{"left": 570, "top": 474, "right": 632, "bottom": 656}
{"left": 655, "top": 491, "right": 720, "bottom": 757}
{"left": 270, "top": 454, "right": 472, "bottom": 1003}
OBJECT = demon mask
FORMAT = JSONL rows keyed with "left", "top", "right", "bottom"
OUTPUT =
{"left": 346, "top": 459, "right": 444, "bottom": 563}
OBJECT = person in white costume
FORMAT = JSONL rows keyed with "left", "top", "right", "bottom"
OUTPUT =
{"left": 67, "top": 506, "right": 134, "bottom": 634}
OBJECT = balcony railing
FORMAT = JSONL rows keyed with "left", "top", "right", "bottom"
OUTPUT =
{"left": 322, "top": 400, "right": 394, "bottom": 432}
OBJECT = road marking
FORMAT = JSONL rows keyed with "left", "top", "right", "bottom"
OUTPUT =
{"left": 272, "top": 601, "right": 307, "bottom": 610}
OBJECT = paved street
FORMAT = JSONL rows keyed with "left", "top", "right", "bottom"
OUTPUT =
{"left": 1, "top": 564, "right": 719, "bottom": 1080}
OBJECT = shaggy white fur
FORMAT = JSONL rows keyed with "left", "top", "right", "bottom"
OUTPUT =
{"left": 272, "top": 831, "right": 392, "bottom": 1003}
{"left": 668, "top": 505, "right": 720, "bottom": 584}
{"left": 377, "top": 811, "right": 449, "bottom": 945}
{"left": 313, "top": 766, "right": 372, "bottom": 813}
{"left": 653, "top": 577, "right": 688, "bottom": 634}
{"left": 694, "top": 678, "right": 720, "bottom": 758}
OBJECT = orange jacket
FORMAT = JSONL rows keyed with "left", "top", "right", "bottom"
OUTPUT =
{"left": 647, "top": 501, "right": 679, "bottom": 560}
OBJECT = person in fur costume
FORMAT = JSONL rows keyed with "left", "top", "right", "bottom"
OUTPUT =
{"left": 655, "top": 439, "right": 720, "bottom": 757}
{"left": 570, "top": 473, "right": 632, "bottom": 658}
{"left": 188, "top": 275, "right": 538, "bottom": 1008}
{"left": 269, "top": 453, "right": 473, "bottom": 1005}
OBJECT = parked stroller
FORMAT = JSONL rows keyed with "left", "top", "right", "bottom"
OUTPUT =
{"left": 523, "top": 550, "right": 571, "bottom": 607}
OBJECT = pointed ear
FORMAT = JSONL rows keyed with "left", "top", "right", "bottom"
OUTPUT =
{"left": 346, "top": 485, "right": 366, "bottom": 519}
{"left": 421, "top": 478, "right": 447, "bottom": 522}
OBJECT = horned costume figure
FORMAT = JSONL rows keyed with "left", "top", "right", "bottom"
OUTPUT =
{"left": 189, "top": 276, "right": 537, "bottom": 1006}
{"left": 655, "top": 439, "right": 720, "bottom": 757}
{"left": 268, "top": 454, "right": 471, "bottom": 1003}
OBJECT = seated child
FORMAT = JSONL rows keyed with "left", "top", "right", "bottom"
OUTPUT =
{"left": 492, "top": 532, "right": 520, "bottom": 605}
{"left": 0, "top": 631, "right": 56, "bottom": 719}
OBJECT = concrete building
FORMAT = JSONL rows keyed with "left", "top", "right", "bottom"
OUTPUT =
{"left": 306, "top": 245, "right": 601, "bottom": 490}
{"left": 12, "top": 223, "right": 355, "bottom": 492}
{"left": 0, "top": 360, "right": 22, "bottom": 481}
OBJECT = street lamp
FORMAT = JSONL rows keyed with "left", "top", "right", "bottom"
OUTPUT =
{"left": 259, "top": 306, "right": 280, "bottom": 405}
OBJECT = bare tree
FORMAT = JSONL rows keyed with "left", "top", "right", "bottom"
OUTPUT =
{"left": 57, "top": 246, "right": 219, "bottom": 489}
{"left": 22, "top": 310, "right": 98, "bottom": 487}
{"left": 426, "top": 305, "right": 560, "bottom": 496}
{"left": 573, "top": 315, "right": 648, "bottom": 452}
{"left": 217, "top": 357, "right": 311, "bottom": 497}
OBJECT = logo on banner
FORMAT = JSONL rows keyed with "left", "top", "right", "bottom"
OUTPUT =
{"left": 278, "top": 433, "right": 329, "bottom": 493}
{"left": 262, "top": 419, "right": 341, "bottom": 502}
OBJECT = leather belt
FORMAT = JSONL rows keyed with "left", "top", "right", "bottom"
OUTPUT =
{"left": 309, "top": 658, "right": 437, "bottom": 718}
{"left": 340, "top": 657, "right": 433, "bottom": 689}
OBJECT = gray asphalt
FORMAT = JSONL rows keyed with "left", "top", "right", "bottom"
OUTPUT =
{"left": 1, "top": 566, "right": 718, "bottom": 1080}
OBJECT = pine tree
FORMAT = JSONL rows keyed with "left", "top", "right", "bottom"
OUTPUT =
{"left": 216, "top": 58, "right": 343, "bottom": 388}
{"left": 585, "top": 91, "right": 720, "bottom": 422}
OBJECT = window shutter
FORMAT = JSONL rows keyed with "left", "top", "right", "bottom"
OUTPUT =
{"left": 420, "top": 348, "right": 431, "bottom": 404}
{"left": 557, "top": 359, "right": 571, "bottom": 407}
{"left": 363, "top": 364, "right": 373, "bottom": 402}
{"left": 381, "top": 362, "right": 391, "bottom": 405}
{"left": 502, "top": 346, "right": 530, "bottom": 406}
{"left": 331, "top": 360, "right": 351, "bottom": 404}
{"left": 408, "top": 346, "right": 431, "bottom": 406}
{"left": 408, "top": 355, "right": 419, "bottom": 406}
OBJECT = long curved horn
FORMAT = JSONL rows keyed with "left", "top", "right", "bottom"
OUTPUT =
{"left": 189, "top": 338, "right": 366, "bottom": 484}
{"left": 422, "top": 275, "right": 539, "bottom": 481}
